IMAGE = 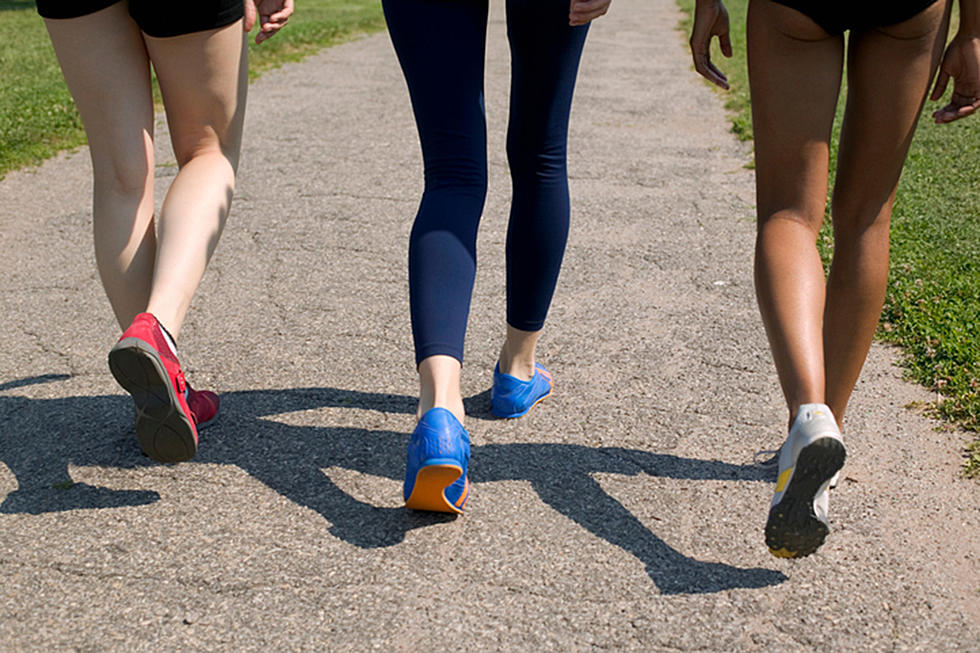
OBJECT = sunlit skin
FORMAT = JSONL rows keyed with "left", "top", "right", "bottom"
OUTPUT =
{"left": 690, "top": 0, "right": 980, "bottom": 430}
{"left": 43, "top": 0, "right": 293, "bottom": 340}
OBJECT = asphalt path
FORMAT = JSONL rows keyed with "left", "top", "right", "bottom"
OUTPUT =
{"left": 1, "top": 0, "right": 978, "bottom": 650}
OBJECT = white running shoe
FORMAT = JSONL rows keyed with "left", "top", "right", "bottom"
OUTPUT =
{"left": 765, "top": 403, "right": 846, "bottom": 558}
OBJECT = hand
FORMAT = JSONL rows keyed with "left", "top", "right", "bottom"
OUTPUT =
{"left": 930, "top": 34, "right": 980, "bottom": 124}
{"left": 244, "top": 0, "right": 294, "bottom": 45}
{"left": 569, "top": 0, "right": 611, "bottom": 26}
{"left": 689, "top": 0, "right": 732, "bottom": 90}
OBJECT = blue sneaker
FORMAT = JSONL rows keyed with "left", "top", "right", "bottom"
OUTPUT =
{"left": 404, "top": 408, "right": 471, "bottom": 514}
{"left": 490, "top": 363, "right": 553, "bottom": 418}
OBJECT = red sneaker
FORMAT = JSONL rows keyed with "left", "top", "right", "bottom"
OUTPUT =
{"left": 108, "top": 313, "right": 198, "bottom": 463}
{"left": 186, "top": 384, "right": 220, "bottom": 429}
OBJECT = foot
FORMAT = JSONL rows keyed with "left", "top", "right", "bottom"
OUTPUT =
{"left": 490, "top": 362, "right": 553, "bottom": 419}
{"left": 108, "top": 312, "right": 199, "bottom": 463}
{"left": 404, "top": 407, "right": 470, "bottom": 514}
{"left": 186, "top": 384, "right": 220, "bottom": 429}
{"left": 766, "top": 403, "right": 846, "bottom": 558}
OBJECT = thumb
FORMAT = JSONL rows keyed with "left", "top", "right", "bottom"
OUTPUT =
{"left": 930, "top": 68, "right": 950, "bottom": 101}
{"left": 719, "top": 31, "right": 732, "bottom": 58}
{"left": 243, "top": 0, "right": 257, "bottom": 32}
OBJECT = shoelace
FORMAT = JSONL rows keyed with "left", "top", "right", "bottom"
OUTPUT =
{"left": 753, "top": 448, "right": 779, "bottom": 467}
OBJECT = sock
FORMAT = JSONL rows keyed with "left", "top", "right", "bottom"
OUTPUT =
{"left": 157, "top": 321, "right": 178, "bottom": 357}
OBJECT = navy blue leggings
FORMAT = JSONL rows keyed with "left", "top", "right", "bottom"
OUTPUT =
{"left": 383, "top": 0, "right": 589, "bottom": 365}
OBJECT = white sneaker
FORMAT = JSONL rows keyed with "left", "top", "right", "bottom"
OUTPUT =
{"left": 765, "top": 403, "right": 846, "bottom": 558}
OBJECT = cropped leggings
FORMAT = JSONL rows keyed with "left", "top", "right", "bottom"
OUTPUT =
{"left": 382, "top": 0, "right": 590, "bottom": 365}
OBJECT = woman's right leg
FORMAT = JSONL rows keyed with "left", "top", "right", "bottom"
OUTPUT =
{"left": 383, "top": 0, "right": 490, "bottom": 424}
{"left": 747, "top": 0, "right": 844, "bottom": 424}
{"left": 141, "top": 21, "right": 248, "bottom": 340}
{"left": 498, "top": 0, "right": 589, "bottom": 381}
{"left": 44, "top": 4, "right": 157, "bottom": 330}
{"left": 748, "top": 0, "right": 848, "bottom": 558}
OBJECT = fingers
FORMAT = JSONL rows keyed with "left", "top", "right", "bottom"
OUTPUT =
{"left": 243, "top": 0, "right": 257, "bottom": 32}
{"left": 719, "top": 30, "right": 732, "bottom": 58}
{"left": 690, "top": 41, "right": 728, "bottom": 88}
{"left": 933, "top": 93, "right": 980, "bottom": 124}
{"left": 253, "top": 0, "right": 293, "bottom": 44}
{"left": 930, "top": 69, "right": 950, "bottom": 102}
{"left": 569, "top": 0, "right": 611, "bottom": 26}
{"left": 266, "top": 0, "right": 294, "bottom": 24}
{"left": 689, "top": 29, "right": 729, "bottom": 89}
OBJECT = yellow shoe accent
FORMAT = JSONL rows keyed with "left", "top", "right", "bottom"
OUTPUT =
{"left": 775, "top": 467, "right": 794, "bottom": 493}
{"left": 769, "top": 547, "right": 798, "bottom": 559}
{"left": 405, "top": 464, "right": 464, "bottom": 514}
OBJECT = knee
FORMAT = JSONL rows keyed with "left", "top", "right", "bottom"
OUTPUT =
{"left": 756, "top": 207, "right": 825, "bottom": 238}
{"left": 506, "top": 138, "right": 566, "bottom": 186}
{"left": 830, "top": 198, "right": 893, "bottom": 244}
{"left": 171, "top": 134, "right": 239, "bottom": 172}
{"left": 91, "top": 147, "right": 152, "bottom": 198}
{"left": 423, "top": 156, "right": 487, "bottom": 199}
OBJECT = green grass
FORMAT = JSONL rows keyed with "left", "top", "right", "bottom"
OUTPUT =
{"left": 0, "top": 0, "right": 384, "bottom": 179}
{"left": 679, "top": 0, "right": 980, "bottom": 476}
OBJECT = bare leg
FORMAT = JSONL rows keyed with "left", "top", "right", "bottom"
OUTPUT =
{"left": 44, "top": 6, "right": 157, "bottom": 330}
{"left": 747, "top": 0, "right": 843, "bottom": 423}
{"left": 497, "top": 325, "right": 541, "bottom": 380}
{"left": 823, "top": 2, "right": 950, "bottom": 421}
{"left": 143, "top": 23, "right": 248, "bottom": 338}
{"left": 417, "top": 355, "right": 464, "bottom": 423}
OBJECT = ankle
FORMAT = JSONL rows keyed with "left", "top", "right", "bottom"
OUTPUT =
{"left": 417, "top": 354, "right": 464, "bottom": 423}
{"left": 417, "top": 397, "right": 465, "bottom": 424}
{"left": 497, "top": 346, "right": 535, "bottom": 381}
{"left": 497, "top": 326, "right": 541, "bottom": 381}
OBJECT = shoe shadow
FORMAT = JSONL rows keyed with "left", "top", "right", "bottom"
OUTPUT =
{"left": 0, "top": 375, "right": 785, "bottom": 594}
{"left": 0, "top": 375, "right": 160, "bottom": 514}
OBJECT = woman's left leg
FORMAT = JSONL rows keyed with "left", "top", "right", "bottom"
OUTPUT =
{"left": 142, "top": 22, "right": 249, "bottom": 339}
{"left": 823, "top": 2, "right": 950, "bottom": 421}
{"left": 491, "top": 0, "right": 588, "bottom": 418}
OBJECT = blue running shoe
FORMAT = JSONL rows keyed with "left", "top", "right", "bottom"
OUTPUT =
{"left": 404, "top": 408, "right": 471, "bottom": 514}
{"left": 490, "top": 363, "right": 553, "bottom": 419}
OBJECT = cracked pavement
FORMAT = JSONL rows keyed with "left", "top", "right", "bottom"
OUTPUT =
{"left": 1, "top": 0, "right": 978, "bottom": 650}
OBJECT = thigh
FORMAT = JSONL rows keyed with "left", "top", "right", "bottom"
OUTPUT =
{"left": 748, "top": 0, "right": 845, "bottom": 228}
{"left": 831, "top": 1, "right": 951, "bottom": 229}
{"left": 382, "top": 0, "right": 489, "bottom": 167}
{"left": 129, "top": 0, "right": 244, "bottom": 38}
{"left": 143, "top": 20, "right": 249, "bottom": 168}
{"left": 505, "top": 0, "right": 589, "bottom": 150}
{"left": 43, "top": 4, "right": 155, "bottom": 180}
{"left": 37, "top": 0, "right": 121, "bottom": 19}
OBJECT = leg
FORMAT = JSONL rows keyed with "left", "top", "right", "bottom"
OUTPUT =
{"left": 747, "top": 0, "right": 844, "bottom": 422}
{"left": 499, "top": 0, "right": 589, "bottom": 380}
{"left": 823, "top": 1, "right": 950, "bottom": 422}
{"left": 383, "top": 0, "right": 490, "bottom": 422}
{"left": 142, "top": 21, "right": 249, "bottom": 339}
{"left": 43, "top": 5, "right": 157, "bottom": 330}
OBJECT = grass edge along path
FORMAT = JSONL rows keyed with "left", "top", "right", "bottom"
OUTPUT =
{"left": 0, "top": 0, "right": 386, "bottom": 179}
{"left": 677, "top": 0, "right": 980, "bottom": 476}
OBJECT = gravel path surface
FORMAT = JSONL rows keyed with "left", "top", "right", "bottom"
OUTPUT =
{"left": 1, "top": 1, "right": 977, "bottom": 650}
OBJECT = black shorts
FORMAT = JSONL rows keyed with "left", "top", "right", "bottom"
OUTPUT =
{"left": 769, "top": 0, "right": 940, "bottom": 35}
{"left": 36, "top": 0, "right": 244, "bottom": 38}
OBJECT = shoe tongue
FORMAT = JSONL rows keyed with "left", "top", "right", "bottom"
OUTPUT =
{"left": 798, "top": 403, "right": 830, "bottom": 422}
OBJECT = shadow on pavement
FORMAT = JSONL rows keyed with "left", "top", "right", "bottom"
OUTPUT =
{"left": 0, "top": 374, "right": 786, "bottom": 595}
